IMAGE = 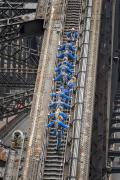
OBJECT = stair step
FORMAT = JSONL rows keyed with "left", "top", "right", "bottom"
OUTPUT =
{"left": 47, "top": 142, "right": 66, "bottom": 146}
{"left": 46, "top": 155, "right": 64, "bottom": 159}
{"left": 43, "top": 176, "right": 62, "bottom": 180}
{"left": 44, "top": 167, "right": 63, "bottom": 171}
{"left": 45, "top": 159, "right": 63, "bottom": 163}
{"left": 47, "top": 151, "right": 64, "bottom": 156}
{"left": 48, "top": 138, "right": 66, "bottom": 142}
{"left": 44, "top": 171, "right": 62, "bottom": 175}
{"left": 47, "top": 151, "right": 64, "bottom": 155}
{"left": 45, "top": 163, "right": 63, "bottom": 167}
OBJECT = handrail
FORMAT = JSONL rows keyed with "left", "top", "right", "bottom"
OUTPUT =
{"left": 68, "top": 0, "right": 93, "bottom": 179}
{"left": 36, "top": 125, "right": 48, "bottom": 179}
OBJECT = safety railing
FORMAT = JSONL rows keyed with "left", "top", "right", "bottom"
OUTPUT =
{"left": 68, "top": 0, "right": 93, "bottom": 179}
{"left": 36, "top": 125, "right": 48, "bottom": 180}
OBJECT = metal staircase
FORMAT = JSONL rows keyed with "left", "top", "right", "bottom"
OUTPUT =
{"left": 63, "top": 0, "right": 81, "bottom": 40}
{"left": 43, "top": 131, "right": 67, "bottom": 180}
{"left": 42, "top": 0, "right": 82, "bottom": 179}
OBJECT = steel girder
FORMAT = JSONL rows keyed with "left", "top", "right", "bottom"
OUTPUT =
{"left": 0, "top": 89, "right": 33, "bottom": 119}
{"left": 0, "top": 43, "right": 39, "bottom": 69}
{"left": 0, "top": 0, "right": 42, "bottom": 87}
{"left": 0, "top": 0, "right": 44, "bottom": 116}
{"left": 0, "top": 1, "right": 37, "bottom": 19}
{"left": 0, "top": 0, "right": 37, "bottom": 42}
{"left": 0, "top": 41, "right": 40, "bottom": 87}
{"left": 0, "top": 71, "right": 36, "bottom": 87}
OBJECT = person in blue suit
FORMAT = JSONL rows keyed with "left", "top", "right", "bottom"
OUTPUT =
{"left": 57, "top": 57, "right": 75, "bottom": 69}
{"left": 50, "top": 89, "right": 72, "bottom": 103}
{"left": 56, "top": 50, "right": 77, "bottom": 61}
{"left": 53, "top": 71, "right": 72, "bottom": 83}
{"left": 49, "top": 98, "right": 72, "bottom": 110}
{"left": 58, "top": 42, "right": 77, "bottom": 52}
{"left": 47, "top": 116, "right": 69, "bottom": 150}
{"left": 55, "top": 64, "right": 74, "bottom": 75}
{"left": 66, "top": 28, "right": 78, "bottom": 41}
{"left": 48, "top": 107, "right": 69, "bottom": 120}
{"left": 47, "top": 118, "right": 69, "bottom": 129}
{"left": 60, "top": 86, "right": 73, "bottom": 96}
{"left": 67, "top": 76, "right": 76, "bottom": 89}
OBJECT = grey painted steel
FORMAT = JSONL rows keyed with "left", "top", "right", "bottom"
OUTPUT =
{"left": 0, "top": 0, "right": 42, "bottom": 88}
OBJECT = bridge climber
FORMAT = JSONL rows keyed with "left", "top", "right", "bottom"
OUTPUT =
{"left": 67, "top": 76, "right": 76, "bottom": 89}
{"left": 47, "top": 29, "right": 78, "bottom": 150}
{"left": 48, "top": 107, "right": 69, "bottom": 121}
{"left": 58, "top": 42, "right": 77, "bottom": 52}
{"left": 53, "top": 71, "right": 72, "bottom": 83}
{"left": 49, "top": 99, "right": 72, "bottom": 110}
{"left": 47, "top": 116, "right": 69, "bottom": 150}
{"left": 56, "top": 49, "right": 77, "bottom": 61}
{"left": 55, "top": 64, "right": 74, "bottom": 75}
{"left": 57, "top": 57, "right": 75, "bottom": 69}
{"left": 50, "top": 89, "right": 72, "bottom": 103}
{"left": 60, "top": 85, "right": 74, "bottom": 96}
{"left": 66, "top": 28, "right": 79, "bottom": 42}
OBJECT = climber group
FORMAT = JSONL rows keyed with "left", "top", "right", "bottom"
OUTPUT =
{"left": 47, "top": 28, "right": 78, "bottom": 150}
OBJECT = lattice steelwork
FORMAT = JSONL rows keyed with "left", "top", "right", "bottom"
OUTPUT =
{"left": 0, "top": 0, "right": 36, "bottom": 19}
{"left": 0, "top": 0, "right": 37, "bottom": 42}
{"left": 0, "top": 40, "right": 40, "bottom": 88}
{"left": 0, "top": 0, "right": 40, "bottom": 87}
{"left": 0, "top": 0, "right": 45, "bottom": 118}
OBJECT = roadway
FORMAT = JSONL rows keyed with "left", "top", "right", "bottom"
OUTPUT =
{"left": 0, "top": 115, "right": 30, "bottom": 179}
{"left": 2, "top": 115, "right": 30, "bottom": 147}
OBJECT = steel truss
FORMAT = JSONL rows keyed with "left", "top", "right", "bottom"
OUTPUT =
{"left": 0, "top": 0, "right": 38, "bottom": 43}
{"left": 0, "top": 0, "right": 45, "bottom": 116}
{"left": 0, "top": 0, "right": 43, "bottom": 88}
{"left": 0, "top": 1, "right": 37, "bottom": 19}
{"left": 0, "top": 43, "right": 39, "bottom": 69}
{"left": 0, "top": 89, "right": 33, "bottom": 119}
{"left": 0, "top": 42, "right": 40, "bottom": 87}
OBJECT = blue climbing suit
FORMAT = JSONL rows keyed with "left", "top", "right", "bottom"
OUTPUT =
{"left": 47, "top": 119, "right": 69, "bottom": 150}
{"left": 54, "top": 71, "right": 72, "bottom": 82}
{"left": 58, "top": 43, "right": 77, "bottom": 52}
{"left": 50, "top": 92, "right": 72, "bottom": 102}
{"left": 56, "top": 51, "right": 76, "bottom": 61}
{"left": 66, "top": 31, "right": 78, "bottom": 41}
{"left": 55, "top": 64, "right": 74, "bottom": 75}
{"left": 60, "top": 86, "right": 73, "bottom": 96}
{"left": 49, "top": 100, "right": 72, "bottom": 110}
{"left": 57, "top": 61, "right": 75, "bottom": 69}
{"left": 67, "top": 81, "right": 76, "bottom": 89}
{"left": 48, "top": 112, "right": 69, "bottom": 120}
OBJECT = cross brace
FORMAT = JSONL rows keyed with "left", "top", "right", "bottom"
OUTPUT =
{"left": 0, "top": 89, "right": 33, "bottom": 119}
